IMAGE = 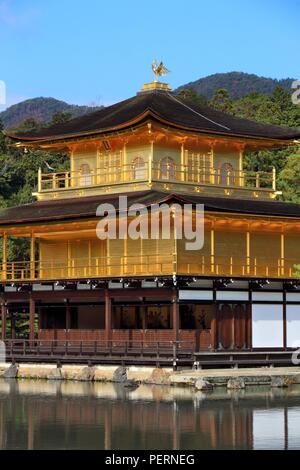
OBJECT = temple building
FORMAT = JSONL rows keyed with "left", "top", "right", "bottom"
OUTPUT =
{"left": 1, "top": 70, "right": 300, "bottom": 365}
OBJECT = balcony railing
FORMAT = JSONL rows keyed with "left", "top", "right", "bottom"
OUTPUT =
{"left": 37, "top": 163, "right": 276, "bottom": 193}
{"left": 0, "top": 254, "right": 298, "bottom": 282}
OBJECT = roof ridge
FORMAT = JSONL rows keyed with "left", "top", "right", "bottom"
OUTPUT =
{"left": 166, "top": 92, "right": 231, "bottom": 131}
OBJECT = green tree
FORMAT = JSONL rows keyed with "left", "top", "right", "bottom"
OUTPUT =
{"left": 209, "top": 89, "right": 234, "bottom": 114}
{"left": 176, "top": 87, "right": 208, "bottom": 107}
{"left": 278, "top": 152, "right": 300, "bottom": 203}
{"left": 48, "top": 111, "right": 72, "bottom": 126}
{"left": 8, "top": 117, "right": 42, "bottom": 134}
{"left": 0, "top": 119, "right": 7, "bottom": 153}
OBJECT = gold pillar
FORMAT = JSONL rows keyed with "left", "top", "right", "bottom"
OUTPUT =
{"left": 67, "top": 240, "right": 72, "bottom": 277}
{"left": 38, "top": 167, "right": 42, "bottom": 192}
{"left": 281, "top": 233, "right": 285, "bottom": 276}
{"left": 246, "top": 231, "right": 251, "bottom": 275}
{"left": 123, "top": 142, "right": 127, "bottom": 183}
{"left": 210, "top": 145, "right": 215, "bottom": 184}
{"left": 70, "top": 148, "right": 75, "bottom": 187}
{"left": 239, "top": 149, "right": 244, "bottom": 187}
{"left": 30, "top": 233, "right": 35, "bottom": 280}
{"left": 148, "top": 141, "right": 154, "bottom": 184}
{"left": 88, "top": 240, "right": 92, "bottom": 277}
{"left": 2, "top": 233, "right": 7, "bottom": 281}
{"left": 272, "top": 167, "right": 276, "bottom": 191}
{"left": 180, "top": 142, "right": 185, "bottom": 182}
{"left": 107, "top": 237, "right": 111, "bottom": 276}
{"left": 210, "top": 228, "right": 215, "bottom": 273}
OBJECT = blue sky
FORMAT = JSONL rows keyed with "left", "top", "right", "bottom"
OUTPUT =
{"left": 0, "top": 0, "right": 299, "bottom": 110}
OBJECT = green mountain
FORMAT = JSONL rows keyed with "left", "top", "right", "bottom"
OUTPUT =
{"left": 176, "top": 72, "right": 296, "bottom": 99}
{"left": 0, "top": 97, "right": 102, "bottom": 129}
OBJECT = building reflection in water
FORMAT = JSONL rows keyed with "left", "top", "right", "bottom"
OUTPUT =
{"left": 0, "top": 380, "right": 300, "bottom": 450}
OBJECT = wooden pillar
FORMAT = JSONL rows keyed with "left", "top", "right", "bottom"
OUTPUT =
{"left": 211, "top": 289, "right": 217, "bottom": 351}
{"left": 142, "top": 306, "right": 147, "bottom": 330}
{"left": 283, "top": 290, "right": 287, "bottom": 351}
{"left": 142, "top": 305, "right": 147, "bottom": 344}
{"left": 105, "top": 290, "right": 112, "bottom": 342}
{"left": 172, "top": 290, "right": 179, "bottom": 342}
{"left": 36, "top": 305, "right": 41, "bottom": 333}
{"left": 29, "top": 297, "right": 35, "bottom": 341}
{"left": 11, "top": 313, "right": 16, "bottom": 340}
{"left": 66, "top": 301, "right": 71, "bottom": 331}
{"left": 1, "top": 303, "right": 7, "bottom": 340}
{"left": 248, "top": 291, "right": 253, "bottom": 350}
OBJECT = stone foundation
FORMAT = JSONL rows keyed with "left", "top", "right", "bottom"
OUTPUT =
{"left": 1, "top": 363, "right": 300, "bottom": 389}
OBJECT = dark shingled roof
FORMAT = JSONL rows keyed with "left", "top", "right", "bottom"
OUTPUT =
{"left": 1, "top": 191, "right": 300, "bottom": 226}
{"left": 8, "top": 90, "right": 300, "bottom": 143}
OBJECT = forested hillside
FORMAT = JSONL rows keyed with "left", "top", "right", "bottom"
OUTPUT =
{"left": 176, "top": 72, "right": 295, "bottom": 99}
{"left": 0, "top": 97, "right": 102, "bottom": 130}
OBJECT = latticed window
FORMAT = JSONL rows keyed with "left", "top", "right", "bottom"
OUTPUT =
{"left": 98, "top": 151, "right": 122, "bottom": 183}
{"left": 219, "top": 162, "right": 235, "bottom": 186}
{"left": 80, "top": 163, "right": 92, "bottom": 186}
{"left": 187, "top": 152, "right": 212, "bottom": 183}
{"left": 160, "top": 157, "right": 176, "bottom": 180}
{"left": 99, "top": 151, "right": 122, "bottom": 170}
{"left": 132, "top": 157, "right": 146, "bottom": 180}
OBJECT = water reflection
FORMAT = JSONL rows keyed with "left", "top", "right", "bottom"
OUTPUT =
{"left": 0, "top": 379, "right": 300, "bottom": 450}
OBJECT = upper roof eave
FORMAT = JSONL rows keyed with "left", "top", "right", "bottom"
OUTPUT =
{"left": 6, "top": 109, "right": 300, "bottom": 149}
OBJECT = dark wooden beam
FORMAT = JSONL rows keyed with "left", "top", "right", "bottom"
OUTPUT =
{"left": 105, "top": 290, "right": 112, "bottom": 342}
{"left": 283, "top": 290, "right": 287, "bottom": 350}
{"left": 66, "top": 301, "right": 71, "bottom": 332}
{"left": 172, "top": 289, "right": 179, "bottom": 342}
{"left": 29, "top": 297, "right": 35, "bottom": 341}
{"left": 1, "top": 302, "right": 7, "bottom": 340}
{"left": 2, "top": 287, "right": 174, "bottom": 302}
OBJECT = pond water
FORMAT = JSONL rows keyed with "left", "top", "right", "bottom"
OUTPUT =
{"left": 0, "top": 379, "right": 300, "bottom": 450}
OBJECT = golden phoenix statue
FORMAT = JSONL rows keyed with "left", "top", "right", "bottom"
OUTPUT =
{"left": 152, "top": 60, "right": 171, "bottom": 82}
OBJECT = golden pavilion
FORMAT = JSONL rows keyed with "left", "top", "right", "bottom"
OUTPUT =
{"left": 2, "top": 68, "right": 300, "bottom": 366}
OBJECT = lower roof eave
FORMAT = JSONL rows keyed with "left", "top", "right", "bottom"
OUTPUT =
{"left": 1, "top": 190, "right": 300, "bottom": 227}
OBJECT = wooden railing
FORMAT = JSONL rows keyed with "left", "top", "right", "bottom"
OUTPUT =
{"left": 1, "top": 254, "right": 176, "bottom": 281}
{"left": 178, "top": 255, "right": 297, "bottom": 279}
{"left": 37, "top": 163, "right": 276, "bottom": 193}
{"left": 0, "top": 254, "right": 299, "bottom": 282}
{"left": 4, "top": 339, "right": 194, "bottom": 366}
{"left": 3, "top": 339, "right": 296, "bottom": 367}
